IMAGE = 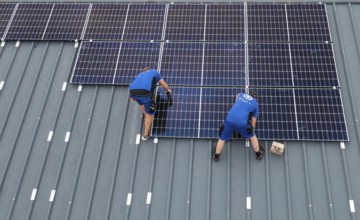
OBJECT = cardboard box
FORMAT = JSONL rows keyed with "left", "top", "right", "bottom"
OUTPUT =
{"left": 270, "top": 141, "right": 285, "bottom": 156}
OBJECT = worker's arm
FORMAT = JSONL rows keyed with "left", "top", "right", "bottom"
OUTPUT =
{"left": 159, "top": 79, "right": 172, "bottom": 95}
{"left": 250, "top": 116, "right": 257, "bottom": 129}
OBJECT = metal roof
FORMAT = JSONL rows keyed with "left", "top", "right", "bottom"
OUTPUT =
{"left": 0, "top": 2, "right": 360, "bottom": 220}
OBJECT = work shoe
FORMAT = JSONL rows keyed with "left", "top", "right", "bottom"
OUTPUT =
{"left": 141, "top": 134, "right": 150, "bottom": 141}
{"left": 213, "top": 146, "right": 220, "bottom": 161}
{"left": 256, "top": 144, "right": 265, "bottom": 160}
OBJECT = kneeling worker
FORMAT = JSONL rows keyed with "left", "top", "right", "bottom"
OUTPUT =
{"left": 129, "top": 67, "right": 172, "bottom": 141}
{"left": 213, "top": 91, "right": 264, "bottom": 161}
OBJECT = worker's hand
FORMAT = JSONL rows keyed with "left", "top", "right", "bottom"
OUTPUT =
{"left": 166, "top": 89, "right": 172, "bottom": 96}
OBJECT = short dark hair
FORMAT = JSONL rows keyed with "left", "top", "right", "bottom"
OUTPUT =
{"left": 249, "top": 91, "right": 257, "bottom": 99}
{"left": 143, "top": 67, "right": 151, "bottom": 71}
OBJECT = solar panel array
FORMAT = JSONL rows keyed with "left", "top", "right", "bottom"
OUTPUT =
{"left": 0, "top": 3, "right": 331, "bottom": 42}
{"left": 71, "top": 42, "right": 246, "bottom": 86}
{"left": 0, "top": 2, "right": 347, "bottom": 141}
{"left": 152, "top": 87, "right": 347, "bottom": 141}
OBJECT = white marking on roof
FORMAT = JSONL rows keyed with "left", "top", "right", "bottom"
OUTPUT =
{"left": 246, "top": 141, "right": 250, "bottom": 148}
{"left": 15, "top": 41, "right": 20, "bottom": 47}
{"left": 78, "top": 85, "right": 82, "bottom": 92}
{"left": 246, "top": 197, "right": 251, "bottom": 209}
{"left": 62, "top": 82, "right": 67, "bottom": 92}
{"left": 349, "top": 200, "right": 356, "bottom": 213}
{"left": 126, "top": 193, "right": 132, "bottom": 206}
{"left": 136, "top": 134, "right": 141, "bottom": 145}
{"left": 154, "top": 138, "right": 158, "bottom": 144}
{"left": 30, "top": 188, "right": 37, "bottom": 201}
{"left": 64, "top": 132, "right": 71, "bottom": 142}
{"left": 340, "top": 142, "right": 346, "bottom": 149}
{"left": 49, "top": 190, "right": 56, "bottom": 202}
{"left": 1, "top": 41, "right": 5, "bottom": 47}
{"left": 0, "top": 81, "right": 4, "bottom": 90}
{"left": 146, "top": 192, "right": 152, "bottom": 205}
{"left": 47, "top": 131, "right": 54, "bottom": 142}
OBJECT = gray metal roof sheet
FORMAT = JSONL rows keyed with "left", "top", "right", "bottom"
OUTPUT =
{"left": 0, "top": 2, "right": 360, "bottom": 220}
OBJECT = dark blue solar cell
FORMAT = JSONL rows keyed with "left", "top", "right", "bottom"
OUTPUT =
{"left": 5, "top": 3, "right": 53, "bottom": 40}
{"left": 114, "top": 42, "right": 161, "bottom": 85}
{"left": 248, "top": 43, "right": 293, "bottom": 87}
{"left": 152, "top": 87, "right": 201, "bottom": 138}
{"left": 295, "top": 89, "right": 348, "bottom": 141}
{"left": 203, "top": 43, "right": 245, "bottom": 86}
{"left": 83, "top": 4, "right": 128, "bottom": 40}
{"left": 122, "top": 4, "right": 166, "bottom": 41}
{"left": 0, "top": 3, "right": 16, "bottom": 39}
{"left": 291, "top": 43, "right": 339, "bottom": 87}
{"left": 247, "top": 4, "right": 288, "bottom": 42}
{"left": 206, "top": 4, "right": 244, "bottom": 42}
{"left": 287, "top": 4, "right": 331, "bottom": 42}
{"left": 165, "top": 4, "right": 205, "bottom": 41}
{"left": 71, "top": 41, "right": 121, "bottom": 84}
{"left": 160, "top": 42, "right": 203, "bottom": 86}
{"left": 42, "top": 4, "right": 89, "bottom": 40}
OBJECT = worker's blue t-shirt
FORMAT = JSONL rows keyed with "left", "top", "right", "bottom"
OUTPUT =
{"left": 226, "top": 93, "right": 259, "bottom": 126}
{"left": 129, "top": 69, "right": 162, "bottom": 91}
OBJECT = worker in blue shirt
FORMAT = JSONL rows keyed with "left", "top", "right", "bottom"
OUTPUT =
{"left": 129, "top": 67, "right": 172, "bottom": 141}
{"left": 213, "top": 92, "right": 264, "bottom": 161}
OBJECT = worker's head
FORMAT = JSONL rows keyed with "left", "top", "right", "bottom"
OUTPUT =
{"left": 143, "top": 67, "right": 151, "bottom": 71}
{"left": 249, "top": 91, "right": 257, "bottom": 99}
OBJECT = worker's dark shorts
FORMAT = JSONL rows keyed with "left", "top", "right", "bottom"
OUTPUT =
{"left": 131, "top": 96, "right": 155, "bottom": 115}
{"left": 130, "top": 89, "right": 155, "bottom": 115}
{"left": 220, "top": 119, "right": 255, "bottom": 141}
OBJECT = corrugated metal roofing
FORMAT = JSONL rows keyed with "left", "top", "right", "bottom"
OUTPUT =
{"left": 0, "top": 2, "right": 359, "bottom": 220}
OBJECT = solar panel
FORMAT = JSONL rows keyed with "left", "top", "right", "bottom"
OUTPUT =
{"left": 250, "top": 88, "right": 298, "bottom": 140}
{"left": 247, "top": 4, "right": 288, "bottom": 42}
{"left": 71, "top": 41, "right": 121, "bottom": 84}
{"left": 160, "top": 42, "right": 204, "bottom": 86}
{"left": 122, "top": 4, "right": 166, "bottom": 41}
{"left": 205, "top": 4, "right": 244, "bottom": 42}
{"left": 287, "top": 4, "right": 331, "bottom": 42}
{"left": 152, "top": 87, "right": 201, "bottom": 138}
{"left": 114, "top": 42, "right": 161, "bottom": 84}
{"left": 42, "top": 3, "right": 89, "bottom": 40}
{"left": 0, "top": 3, "right": 16, "bottom": 39}
{"left": 203, "top": 43, "right": 245, "bottom": 86}
{"left": 295, "top": 89, "right": 348, "bottom": 141}
{"left": 165, "top": 4, "right": 205, "bottom": 41}
{"left": 5, "top": 3, "right": 53, "bottom": 40}
{"left": 248, "top": 43, "right": 339, "bottom": 87}
{"left": 248, "top": 43, "right": 293, "bottom": 87}
{"left": 291, "top": 43, "right": 338, "bottom": 87}
{"left": 199, "top": 87, "right": 245, "bottom": 138}
{"left": 82, "top": 4, "right": 128, "bottom": 40}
